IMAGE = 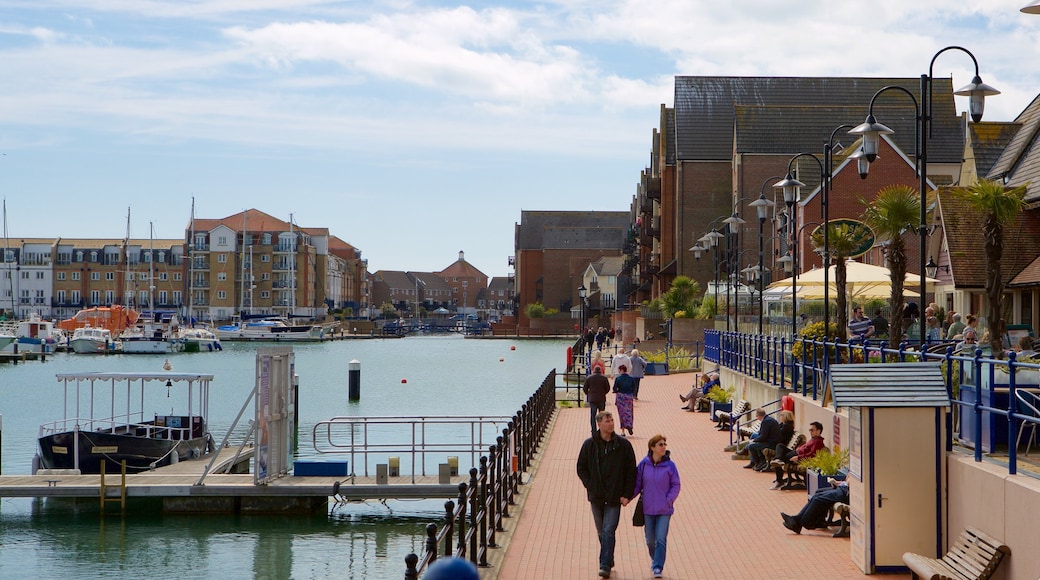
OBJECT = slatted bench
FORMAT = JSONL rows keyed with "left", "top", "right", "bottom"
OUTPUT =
{"left": 827, "top": 502, "right": 850, "bottom": 538}
{"left": 764, "top": 432, "right": 804, "bottom": 467}
{"left": 715, "top": 399, "right": 750, "bottom": 431}
{"left": 902, "top": 526, "right": 1010, "bottom": 580}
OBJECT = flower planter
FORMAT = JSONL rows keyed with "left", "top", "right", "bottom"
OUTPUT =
{"left": 644, "top": 362, "right": 669, "bottom": 375}
{"left": 807, "top": 468, "right": 847, "bottom": 497}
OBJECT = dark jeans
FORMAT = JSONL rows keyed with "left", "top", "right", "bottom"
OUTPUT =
{"left": 590, "top": 502, "right": 621, "bottom": 570}
{"left": 588, "top": 401, "right": 605, "bottom": 433}
{"left": 794, "top": 485, "right": 850, "bottom": 528}
{"left": 632, "top": 377, "right": 642, "bottom": 398}
{"left": 747, "top": 441, "right": 772, "bottom": 466}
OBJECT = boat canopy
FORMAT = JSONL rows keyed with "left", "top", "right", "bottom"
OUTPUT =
{"left": 55, "top": 372, "right": 214, "bottom": 383}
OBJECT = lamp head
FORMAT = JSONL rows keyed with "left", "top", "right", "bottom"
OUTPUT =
{"left": 777, "top": 252, "right": 793, "bottom": 274}
{"left": 848, "top": 147, "right": 872, "bottom": 180}
{"left": 955, "top": 75, "right": 1000, "bottom": 123}
{"left": 774, "top": 173, "right": 805, "bottom": 206}
{"left": 578, "top": 284, "right": 587, "bottom": 299}
{"left": 689, "top": 244, "right": 704, "bottom": 259}
{"left": 925, "top": 256, "right": 938, "bottom": 278}
{"left": 749, "top": 194, "right": 773, "bottom": 221}
{"left": 848, "top": 114, "right": 894, "bottom": 163}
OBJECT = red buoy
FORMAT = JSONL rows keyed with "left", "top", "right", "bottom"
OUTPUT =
{"left": 499, "top": 357, "right": 505, "bottom": 362}
{"left": 401, "top": 378, "right": 407, "bottom": 384}
{"left": 510, "top": 345, "right": 516, "bottom": 351}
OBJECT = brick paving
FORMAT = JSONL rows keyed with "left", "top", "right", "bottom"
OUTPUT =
{"left": 493, "top": 372, "right": 909, "bottom": 580}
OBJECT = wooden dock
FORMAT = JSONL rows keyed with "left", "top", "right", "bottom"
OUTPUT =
{"left": 0, "top": 447, "right": 467, "bottom": 513}
{"left": 0, "top": 350, "right": 47, "bottom": 364}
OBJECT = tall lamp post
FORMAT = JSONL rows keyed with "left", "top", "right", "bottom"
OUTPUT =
{"left": 722, "top": 213, "right": 746, "bottom": 331}
{"left": 851, "top": 45, "right": 998, "bottom": 348}
{"left": 775, "top": 168, "right": 809, "bottom": 338}
{"left": 749, "top": 190, "right": 774, "bottom": 336}
{"left": 578, "top": 283, "right": 587, "bottom": 354}
{"left": 699, "top": 228, "right": 725, "bottom": 320}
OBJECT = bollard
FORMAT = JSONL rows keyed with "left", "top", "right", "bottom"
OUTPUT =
{"left": 389, "top": 456, "right": 400, "bottom": 477}
{"left": 348, "top": 359, "right": 361, "bottom": 401}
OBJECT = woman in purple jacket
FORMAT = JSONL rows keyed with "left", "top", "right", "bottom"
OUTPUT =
{"left": 633, "top": 434, "right": 682, "bottom": 578}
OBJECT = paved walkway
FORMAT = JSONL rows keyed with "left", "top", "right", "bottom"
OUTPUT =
{"left": 494, "top": 372, "right": 909, "bottom": 580}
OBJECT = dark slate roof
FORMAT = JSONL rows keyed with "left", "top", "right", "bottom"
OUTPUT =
{"left": 829, "top": 363, "right": 949, "bottom": 408}
{"left": 987, "top": 92, "right": 1040, "bottom": 204}
{"left": 937, "top": 188, "right": 1040, "bottom": 289}
{"left": 735, "top": 105, "right": 870, "bottom": 154}
{"left": 674, "top": 76, "right": 962, "bottom": 163}
{"left": 487, "top": 276, "right": 514, "bottom": 293}
{"left": 969, "top": 122, "right": 1021, "bottom": 181}
{"left": 515, "top": 211, "right": 629, "bottom": 250}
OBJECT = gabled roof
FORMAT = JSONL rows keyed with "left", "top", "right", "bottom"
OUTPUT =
{"left": 829, "top": 363, "right": 949, "bottom": 408}
{"left": 409, "top": 271, "right": 452, "bottom": 292}
{"left": 937, "top": 188, "right": 1040, "bottom": 289}
{"left": 192, "top": 209, "right": 291, "bottom": 234}
{"left": 987, "top": 92, "right": 1040, "bottom": 202}
{"left": 674, "top": 76, "right": 962, "bottom": 163}
{"left": 662, "top": 106, "right": 675, "bottom": 166}
{"left": 488, "top": 276, "right": 514, "bottom": 292}
{"left": 373, "top": 270, "right": 415, "bottom": 290}
{"left": 438, "top": 253, "right": 487, "bottom": 279}
{"left": 515, "top": 211, "right": 629, "bottom": 250}
{"left": 590, "top": 256, "right": 625, "bottom": 277}
{"left": 734, "top": 105, "right": 870, "bottom": 155}
{"left": 968, "top": 122, "right": 1021, "bottom": 181}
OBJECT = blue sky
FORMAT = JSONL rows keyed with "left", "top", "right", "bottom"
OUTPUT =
{"left": 1, "top": 1, "right": 1039, "bottom": 278}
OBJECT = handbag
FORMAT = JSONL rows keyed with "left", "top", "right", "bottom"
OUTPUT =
{"left": 632, "top": 496, "right": 645, "bottom": 527}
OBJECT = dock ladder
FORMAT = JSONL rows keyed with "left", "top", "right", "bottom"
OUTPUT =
{"left": 99, "top": 460, "right": 127, "bottom": 515}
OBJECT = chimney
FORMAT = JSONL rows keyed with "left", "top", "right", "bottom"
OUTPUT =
{"left": 458, "top": 250, "right": 465, "bottom": 262}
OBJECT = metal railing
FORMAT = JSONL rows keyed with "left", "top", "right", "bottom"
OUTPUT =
{"left": 709, "top": 329, "right": 1040, "bottom": 477}
{"left": 404, "top": 369, "right": 556, "bottom": 578}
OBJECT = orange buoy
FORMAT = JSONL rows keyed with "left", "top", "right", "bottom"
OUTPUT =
{"left": 401, "top": 378, "right": 407, "bottom": 384}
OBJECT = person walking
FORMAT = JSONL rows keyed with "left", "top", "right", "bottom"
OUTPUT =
{"left": 633, "top": 435, "right": 681, "bottom": 579}
{"left": 576, "top": 411, "right": 637, "bottom": 579}
{"left": 583, "top": 366, "right": 611, "bottom": 434}
{"left": 628, "top": 349, "right": 647, "bottom": 400}
{"left": 613, "top": 365, "right": 636, "bottom": 436}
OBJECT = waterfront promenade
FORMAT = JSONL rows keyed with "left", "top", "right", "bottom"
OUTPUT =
{"left": 493, "top": 372, "right": 908, "bottom": 579}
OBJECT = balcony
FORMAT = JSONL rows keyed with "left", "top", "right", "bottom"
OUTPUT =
{"left": 645, "top": 175, "right": 661, "bottom": 200}
{"left": 273, "top": 244, "right": 295, "bottom": 253}
{"left": 639, "top": 194, "right": 653, "bottom": 214}
{"left": 272, "top": 262, "right": 294, "bottom": 272}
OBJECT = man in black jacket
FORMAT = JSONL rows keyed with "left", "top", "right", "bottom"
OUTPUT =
{"left": 576, "top": 411, "right": 637, "bottom": 578}
{"left": 583, "top": 367, "right": 611, "bottom": 434}
{"left": 744, "top": 408, "right": 780, "bottom": 471}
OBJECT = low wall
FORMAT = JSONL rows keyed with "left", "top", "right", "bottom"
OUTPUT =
{"left": 721, "top": 367, "right": 1038, "bottom": 579}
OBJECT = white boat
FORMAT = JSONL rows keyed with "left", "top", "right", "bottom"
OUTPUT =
{"left": 35, "top": 371, "right": 215, "bottom": 474}
{"left": 0, "top": 314, "right": 67, "bottom": 352}
{"left": 0, "top": 330, "right": 14, "bottom": 352}
{"left": 69, "top": 326, "right": 117, "bottom": 354}
{"left": 121, "top": 311, "right": 184, "bottom": 355}
{"left": 179, "top": 326, "right": 223, "bottom": 352}
{"left": 215, "top": 318, "right": 324, "bottom": 341}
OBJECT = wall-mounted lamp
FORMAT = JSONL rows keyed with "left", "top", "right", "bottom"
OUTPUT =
{"left": 925, "top": 256, "right": 949, "bottom": 278}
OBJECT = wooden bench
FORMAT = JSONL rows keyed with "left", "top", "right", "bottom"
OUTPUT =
{"left": 715, "top": 399, "right": 750, "bottom": 431}
{"left": 826, "top": 502, "right": 850, "bottom": 538}
{"left": 780, "top": 445, "right": 830, "bottom": 491}
{"left": 764, "top": 432, "right": 804, "bottom": 466}
{"left": 902, "top": 527, "right": 1010, "bottom": 580}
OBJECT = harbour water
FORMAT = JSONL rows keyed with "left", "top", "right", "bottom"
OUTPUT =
{"left": 0, "top": 335, "right": 568, "bottom": 579}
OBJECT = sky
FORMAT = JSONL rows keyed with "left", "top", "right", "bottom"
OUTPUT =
{"left": 1, "top": 1, "right": 1040, "bottom": 278}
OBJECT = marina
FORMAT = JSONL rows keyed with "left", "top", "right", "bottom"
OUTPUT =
{"left": 0, "top": 335, "right": 567, "bottom": 579}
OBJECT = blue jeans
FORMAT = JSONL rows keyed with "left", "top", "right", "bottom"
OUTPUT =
{"left": 643, "top": 513, "right": 671, "bottom": 571}
{"left": 590, "top": 502, "right": 620, "bottom": 569}
{"left": 632, "top": 377, "right": 642, "bottom": 398}
{"left": 588, "top": 401, "right": 605, "bottom": 433}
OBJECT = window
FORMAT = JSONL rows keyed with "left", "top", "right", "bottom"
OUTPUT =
{"left": 72, "top": 272, "right": 81, "bottom": 281}
{"left": 71, "top": 290, "right": 80, "bottom": 303}
{"left": 218, "top": 236, "right": 227, "bottom": 246}
{"left": 217, "top": 272, "right": 227, "bottom": 281}
{"left": 261, "top": 273, "right": 270, "bottom": 281}
{"left": 261, "top": 255, "right": 270, "bottom": 262}
{"left": 36, "top": 271, "right": 44, "bottom": 279}
{"left": 173, "top": 273, "right": 182, "bottom": 281}
{"left": 139, "top": 291, "right": 148, "bottom": 304}
{"left": 90, "top": 251, "right": 98, "bottom": 262}
{"left": 260, "top": 291, "right": 270, "bottom": 299}
{"left": 76, "top": 251, "right": 84, "bottom": 262}
{"left": 57, "top": 290, "right": 66, "bottom": 303}
{"left": 91, "top": 272, "right": 100, "bottom": 281}
{"left": 158, "top": 251, "right": 165, "bottom": 262}
{"left": 139, "top": 273, "right": 148, "bottom": 281}
{"left": 160, "top": 273, "right": 168, "bottom": 281}
{"left": 21, "top": 271, "right": 28, "bottom": 279}
{"left": 90, "top": 290, "right": 100, "bottom": 304}
{"left": 106, "top": 272, "right": 115, "bottom": 281}
{"left": 159, "top": 291, "right": 168, "bottom": 304}
{"left": 57, "top": 272, "right": 66, "bottom": 281}
{"left": 217, "top": 290, "right": 227, "bottom": 300}
{"left": 105, "top": 290, "right": 114, "bottom": 304}
{"left": 172, "top": 291, "right": 181, "bottom": 304}
{"left": 262, "top": 233, "right": 272, "bottom": 245}
{"left": 217, "top": 254, "right": 227, "bottom": 263}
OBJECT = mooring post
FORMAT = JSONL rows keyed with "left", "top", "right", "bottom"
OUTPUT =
{"left": 348, "top": 359, "right": 361, "bottom": 401}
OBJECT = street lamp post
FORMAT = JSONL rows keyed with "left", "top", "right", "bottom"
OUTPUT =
{"left": 699, "top": 228, "right": 725, "bottom": 320}
{"left": 775, "top": 169, "right": 809, "bottom": 338}
{"left": 749, "top": 188, "right": 775, "bottom": 336}
{"left": 851, "top": 45, "right": 998, "bottom": 348}
{"left": 578, "top": 283, "right": 587, "bottom": 354}
{"left": 722, "top": 213, "right": 746, "bottom": 331}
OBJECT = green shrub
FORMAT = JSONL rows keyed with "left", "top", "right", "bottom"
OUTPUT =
{"left": 705, "top": 384, "right": 734, "bottom": 403}
{"left": 525, "top": 303, "right": 546, "bottom": 318}
{"left": 798, "top": 446, "right": 849, "bottom": 476}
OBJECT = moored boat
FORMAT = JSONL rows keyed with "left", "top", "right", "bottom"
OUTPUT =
{"left": 35, "top": 371, "right": 215, "bottom": 474}
{"left": 179, "top": 326, "right": 222, "bottom": 352}
{"left": 57, "top": 305, "right": 140, "bottom": 336}
{"left": 120, "top": 311, "right": 184, "bottom": 354}
{"left": 215, "top": 318, "right": 324, "bottom": 341}
{"left": 69, "top": 326, "right": 117, "bottom": 354}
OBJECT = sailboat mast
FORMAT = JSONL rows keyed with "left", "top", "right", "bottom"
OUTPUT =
{"left": 3, "top": 199, "right": 13, "bottom": 317}
{"left": 239, "top": 211, "right": 247, "bottom": 318}
{"left": 188, "top": 197, "right": 195, "bottom": 325}
{"left": 288, "top": 213, "right": 295, "bottom": 318}
{"left": 149, "top": 222, "right": 155, "bottom": 316}
{"left": 124, "top": 207, "right": 131, "bottom": 310}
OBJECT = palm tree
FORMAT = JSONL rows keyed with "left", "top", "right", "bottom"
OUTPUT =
{"left": 659, "top": 275, "right": 701, "bottom": 318}
{"left": 811, "top": 223, "right": 875, "bottom": 341}
{"left": 861, "top": 185, "right": 919, "bottom": 349}
{"left": 955, "top": 179, "right": 1028, "bottom": 356}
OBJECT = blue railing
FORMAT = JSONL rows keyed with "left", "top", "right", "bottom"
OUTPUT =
{"left": 709, "top": 329, "right": 1040, "bottom": 477}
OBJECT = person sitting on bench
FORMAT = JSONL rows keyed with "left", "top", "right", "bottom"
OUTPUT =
{"left": 679, "top": 371, "right": 718, "bottom": 411}
{"left": 780, "top": 479, "right": 849, "bottom": 534}
{"left": 770, "top": 421, "right": 826, "bottom": 490}
{"left": 743, "top": 409, "right": 780, "bottom": 471}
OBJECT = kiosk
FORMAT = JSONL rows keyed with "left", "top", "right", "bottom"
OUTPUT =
{"left": 828, "top": 362, "right": 950, "bottom": 574}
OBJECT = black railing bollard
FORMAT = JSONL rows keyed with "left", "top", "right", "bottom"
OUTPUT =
{"left": 468, "top": 467, "right": 479, "bottom": 566}
{"left": 478, "top": 456, "right": 490, "bottom": 565}
{"left": 456, "top": 483, "right": 468, "bottom": 556}
{"left": 501, "top": 429, "right": 514, "bottom": 511}
{"left": 424, "top": 522, "right": 438, "bottom": 566}
{"left": 404, "top": 553, "right": 418, "bottom": 580}
{"left": 443, "top": 500, "right": 455, "bottom": 557}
